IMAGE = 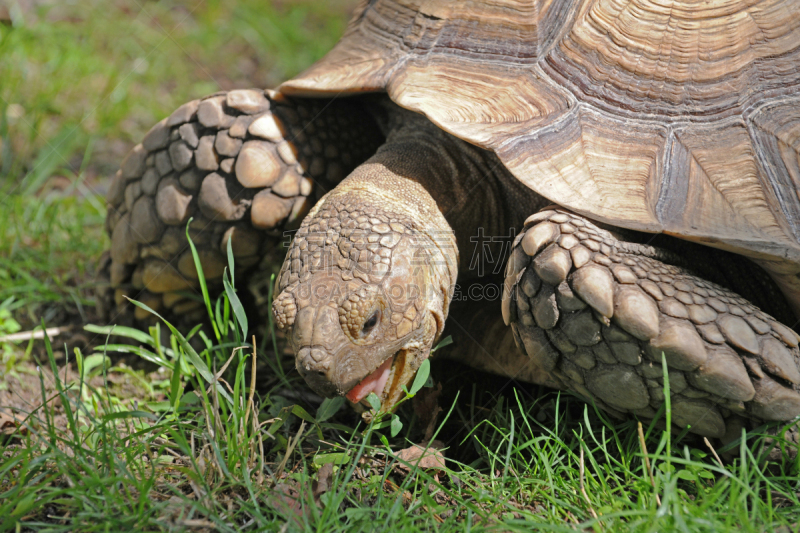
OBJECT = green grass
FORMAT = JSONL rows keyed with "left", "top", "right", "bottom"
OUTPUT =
{"left": 3, "top": 342, "right": 800, "bottom": 531}
{"left": 0, "top": 0, "right": 357, "bottom": 326}
{"left": 0, "top": 0, "right": 357, "bottom": 193}
{"left": 0, "top": 194, "right": 107, "bottom": 328}
{"left": 3, "top": 241, "right": 800, "bottom": 531}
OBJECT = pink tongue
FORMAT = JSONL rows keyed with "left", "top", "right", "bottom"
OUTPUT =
{"left": 346, "top": 357, "right": 393, "bottom": 404}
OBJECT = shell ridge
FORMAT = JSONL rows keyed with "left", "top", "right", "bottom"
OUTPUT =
{"left": 281, "top": 0, "right": 800, "bottom": 266}
{"left": 654, "top": 127, "right": 678, "bottom": 230}
{"left": 745, "top": 103, "right": 800, "bottom": 243}
{"left": 537, "top": 0, "right": 583, "bottom": 59}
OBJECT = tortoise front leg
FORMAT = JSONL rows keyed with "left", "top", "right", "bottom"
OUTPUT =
{"left": 503, "top": 207, "right": 800, "bottom": 441}
{"left": 100, "top": 90, "right": 383, "bottom": 325}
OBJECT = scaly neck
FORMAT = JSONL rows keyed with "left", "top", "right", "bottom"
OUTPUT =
{"left": 349, "top": 107, "right": 548, "bottom": 278}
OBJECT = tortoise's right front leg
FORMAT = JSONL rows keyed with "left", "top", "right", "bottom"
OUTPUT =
{"left": 101, "top": 90, "right": 383, "bottom": 325}
{"left": 503, "top": 207, "right": 800, "bottom": 442}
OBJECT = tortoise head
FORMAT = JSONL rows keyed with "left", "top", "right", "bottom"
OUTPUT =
{"left": 272, "top": 185, "right": 457, "bottom": 412}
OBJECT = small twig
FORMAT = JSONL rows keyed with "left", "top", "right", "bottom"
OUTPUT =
{"left": 152, "top": 437, "right": 183, "bottom": 457}
{"left": 637, "top": 421, "right": 662, "bottom": 506}
{"left": 566, "top": 510, "right": 580, "bottom": 525}
{"left": 256, "top": 414, "right": 265, "bottom": 484}
{"left": 275, "top": 420, "right": 306, "bottom": 481}
{"left": 244, "top": 336, "right": 259, "bottom": 470}
{"left": 704, "top": 437, "right": 727, "bottom": 471}
{"left": 179, "top": 519, "right": 216, "bottom": 528}
{"left": 244, "top": 336, "right": 257, "bottom": 428}
{"left": 211, "top": 365, "right": 224, "bottom": 451}
{"left": 204, "top": 346, "right": 245, "bottom": 397}
{"left": 189, "top": 479, "right": 207, "bottom": 505}
{"left": 0, "top": 325, "right": 73, "bottom": 343}
{"left": 579, "top": 445, "right": 600, "bottom": 523}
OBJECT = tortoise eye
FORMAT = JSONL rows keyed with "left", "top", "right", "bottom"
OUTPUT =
{"left": 362, "top": 311, "right": 379, "bottom": 333}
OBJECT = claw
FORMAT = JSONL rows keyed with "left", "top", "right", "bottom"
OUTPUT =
{"left": 532, "top": 283, "right": 558, "bottom": 329}
{"left": 689, "top": 345, "right": 755, "bottom": 401}
{"left": 647, "top": 318, "right": 708, "bottom": 370}
{"left": 751, "top": 376, "right": 800, "bottom": 420}
{"left": 521, "top": 222, "right": 556, "bottom": 256}
{"left": 533, "top": 244, "right": 572, "bottom": 285}
{"left": 717, "top": 315, "right": 759, "bottom": 354}
{"left": 761, "top": 337, "right": 800, "bottom": 384}
{"left": 571, "top": 265, "right": 614, "bottom": 318}
{"left": 613, "top": 286, "right": 660, "bottom": 340}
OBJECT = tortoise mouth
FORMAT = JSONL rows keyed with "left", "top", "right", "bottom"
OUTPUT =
{"left": 345, "top": 355, "right": 395, "bottom": 404}
{"left": 345, "top": 349, "right": 410, "bottom": 410}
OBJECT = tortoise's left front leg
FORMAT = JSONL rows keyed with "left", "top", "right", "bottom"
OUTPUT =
{"left": 503, "top": 207, "right": 800, "bottom": 441}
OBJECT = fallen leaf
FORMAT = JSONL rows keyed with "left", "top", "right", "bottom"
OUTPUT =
{"left": 266, "top": 483, "right": 306, "bottom": 529}
{"left": 395, "top": 440, "right": 446, "bottom": 472}
{"left": 0, "top": 408, "right": 30, "bottom": 437}
{"left": 312, "top": 463, "right": 334, "bottom": 506}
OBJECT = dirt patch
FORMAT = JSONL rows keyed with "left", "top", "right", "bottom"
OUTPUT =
{"left": 1, "top": 358, "right": 161, "bottom": 440}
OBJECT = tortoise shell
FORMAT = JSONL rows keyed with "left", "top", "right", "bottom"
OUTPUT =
{"left": 280, "top": 0, "right": 800, "bottom": 271}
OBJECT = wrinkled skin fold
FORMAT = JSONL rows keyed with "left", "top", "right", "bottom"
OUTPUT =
{"left": 272, "top": 114, "right": 463, "bottom": 412}
{"left": 272, "top": 104, "right": 800, "bottom": 442}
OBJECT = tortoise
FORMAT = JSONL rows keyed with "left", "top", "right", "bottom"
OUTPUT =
{"left": 103, "top": 0, "right": 800, "bottom": 444}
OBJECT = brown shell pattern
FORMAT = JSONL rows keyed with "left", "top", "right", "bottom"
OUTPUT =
{"left": 280, "top": 0, "right": 800, "bottom": 267}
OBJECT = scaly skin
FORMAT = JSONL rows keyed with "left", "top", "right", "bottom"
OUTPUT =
{"left": 273, "top": 115, "right": 460, "bottom": 410}
{"left": 274, "top": 104, "right": 800, "bottom": 443}
{"left": 273, "top": 107, "right": 547, "bottom": 409}
{"left": 99, "top": 89, "right": 383, "bottom": 327}
{"left": 504, "top": 208, "right": 800, "bottom": 439}
{"left": 104, "top": 93, "right": 800, "bottom": 443}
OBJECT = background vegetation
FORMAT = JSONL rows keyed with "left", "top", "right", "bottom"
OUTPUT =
{"left": 0, "top": 0, "right": 355, "bottom": 327}
{"left": 1, "top": 1, "right": 799, "bottom": 531}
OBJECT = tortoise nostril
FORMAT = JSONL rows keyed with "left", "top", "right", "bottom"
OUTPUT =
{"left": 298, "top": 347, "right": 331, "bottom": 376}
{"left": 295, "top": 346, "right": 337, "bottom": 398}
